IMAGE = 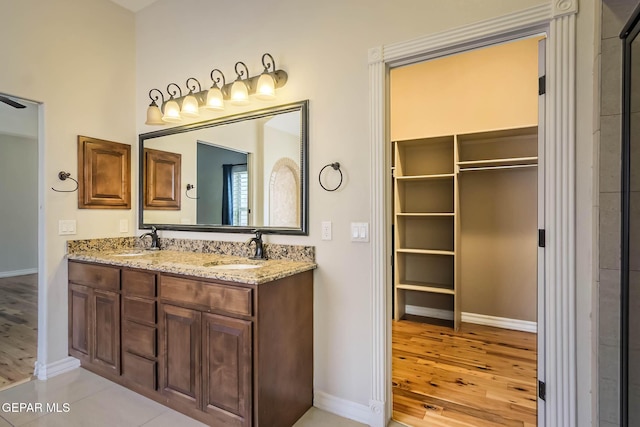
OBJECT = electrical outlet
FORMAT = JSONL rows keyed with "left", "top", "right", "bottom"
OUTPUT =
{"left": 321, "top": 221, "right": 332, "bottom": 241}
{"left": 119, "top": 219, "right": 129, "bottom": 233}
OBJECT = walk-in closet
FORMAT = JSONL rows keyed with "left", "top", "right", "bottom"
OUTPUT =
{"left": 390, "top": 36, "right": 542, "bottom": 427}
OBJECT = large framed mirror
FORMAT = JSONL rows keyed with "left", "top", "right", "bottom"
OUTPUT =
{"left": 139, "top": 100, "right": 308, "bottom": 235}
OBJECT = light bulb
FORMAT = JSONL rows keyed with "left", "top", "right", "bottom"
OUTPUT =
{"left": 256, "top": 73, "right": 276, "bottom": 100}
{"left": 205, "top": 87, "right": 225, "bottom": 110}
{"left": 162, "top": 99, "right": 182, "bottom": 123}
{"left": 181, "top": 94, "right": 200, "bottom": 118}
{"left": 230, "top": 80, "right": 250, "bottom": 105}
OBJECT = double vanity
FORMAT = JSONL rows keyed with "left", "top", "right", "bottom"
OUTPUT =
{"left": 67, "top": 237, "right": 315, "bottom": 427}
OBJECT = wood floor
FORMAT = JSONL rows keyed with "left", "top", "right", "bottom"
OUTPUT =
{"left": 0, "top": 274, "right": 37, "bottom": 389}
{"left": 392, "top": 319, "right": 537, "bottom": 427}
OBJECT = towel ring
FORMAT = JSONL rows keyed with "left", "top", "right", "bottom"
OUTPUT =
{"left": 319, "top": 162, "right": 343, "bottom": 192}
{"left": 51, "top": 171, "right": 79, "bottom": 192}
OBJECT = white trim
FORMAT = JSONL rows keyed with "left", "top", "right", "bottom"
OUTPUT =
{"left": 0, "top": 268, "right": 37, "bottom": 278}
{"left": 314, "top": 390, "right": 372, "bottom": 425}
{"left": 369, "top": 2, "right": 578, "bottom": 426}
{"left": 404, "top": 305, "right": 454, "bottom": 321}
{"left": 461, "top": 312, "right": 538, "bottom": 333}
{"left": 34, "top": 357, "right": 80, "bottom": 381}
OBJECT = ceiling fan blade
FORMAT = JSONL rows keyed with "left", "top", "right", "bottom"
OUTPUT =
{"left": 0, "top": 95, "right": 26, "bottom": 109}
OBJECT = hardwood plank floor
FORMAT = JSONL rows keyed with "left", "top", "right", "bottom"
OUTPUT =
{"left": 0, "top": 274, "right": 37, "bottom": 389}
{"left": 392, "top": 320, "right": 537, "bottom": 427}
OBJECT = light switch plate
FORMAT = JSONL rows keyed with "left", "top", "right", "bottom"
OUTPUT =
{"left": 58, "top": 220, "right": 77, "bottom": 235}
{"left": 321, "top": 221, "right": 332, "bottom": 241}
{"left": 119, "top": 219, "right": 129, "bottom": 233}
{"left": 351, "top": 222, "right": 369, "bottom": 242}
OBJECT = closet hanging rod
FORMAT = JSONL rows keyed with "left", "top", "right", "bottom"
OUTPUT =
{"left": 459, "top": 164, "right": 538, "bottom": 172}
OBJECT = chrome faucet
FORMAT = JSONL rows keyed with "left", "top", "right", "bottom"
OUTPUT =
{"left": 140, "top": 226, "right": 160, "bottom": 251}
{"left": 247, "top": 229, "right": 267, "bottom": 260}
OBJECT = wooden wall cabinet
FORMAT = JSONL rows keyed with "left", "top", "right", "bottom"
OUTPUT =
{"left": 143, "top": 148, "right": 181, "bottom": 210}
{"left": 68, "top": 260, "right": 313, "bottom": 427}
{"left": 78, "top": 136, "right": 131, "bottom": 209}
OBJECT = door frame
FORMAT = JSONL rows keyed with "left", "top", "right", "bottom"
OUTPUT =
{"left": 367, "top": 2, "right": 578, "bottom": 426}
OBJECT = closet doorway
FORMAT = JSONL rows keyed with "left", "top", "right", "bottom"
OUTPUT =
{"left": 390, "top": 36, "right": 543, "bottom": 427}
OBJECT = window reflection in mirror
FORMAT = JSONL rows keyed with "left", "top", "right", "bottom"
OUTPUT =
{"left": 139, "top": 101, "right": 308, "bottom": 235}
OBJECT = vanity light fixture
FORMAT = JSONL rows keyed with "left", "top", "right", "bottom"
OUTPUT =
{"left": 230, "top": 62, "right": 251, "bottom": 106}
{"left": 161, "top": 83, "right": 183, "bottom": 123}
{"left": 205, "top": 69, "right": 226, "bottom": 111}
{"left": 181, "top": 78, "right": 202, "bottom": 118}
{"left": 145, "top": 89, "right": 165, "bottom": 125}
{"left": 144, "top": 53, "right": 288, "bottom": 125}
{"left": 255, "top": 53, "right": 278, "bottom": 100}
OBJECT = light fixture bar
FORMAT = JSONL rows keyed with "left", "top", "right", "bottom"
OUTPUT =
{"left": 145, "top": 52, "right": 288, "bottom": 125}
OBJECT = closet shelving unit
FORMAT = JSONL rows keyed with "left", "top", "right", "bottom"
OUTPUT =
{"left": 393, "top": 135, "right": 459, "bottom": 328}
{"left": 393, "top": 125, "right": 538, "bottom": 330}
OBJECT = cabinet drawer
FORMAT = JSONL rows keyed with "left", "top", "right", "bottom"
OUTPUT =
{"left": 122, "top": 352, "right": 157, "bottom": 391}
{"left": 122, "top": 270, "right": 156, "bottom": 298}
{"left": 123, "top": 297, "right": 156, "bottom": 325}
{"left": 122, "top": 321, "right": 156, "bottom": 358}
{"left": 68, "top": 262, "right": 119, "bottom": 291}
{"left": 160, "top": 276, "right": 252, "bottom": 317}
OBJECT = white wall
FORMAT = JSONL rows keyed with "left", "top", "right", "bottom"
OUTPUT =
{"left": 135, "top": 0, "right": 557, "bottom": 411}
{"left": 0, "top": 0, "right": 136, "bottom": 364}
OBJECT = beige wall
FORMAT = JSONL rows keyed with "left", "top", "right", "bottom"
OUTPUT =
{"left": 390, "top": 37, "right": 540, "bottom": 141}
{"left": 0, "top": 0, "right": 136, "bottom": 364}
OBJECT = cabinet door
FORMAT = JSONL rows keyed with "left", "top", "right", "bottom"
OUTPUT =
{"left": 69, "top": 284, "right": 91, "bottom": 361}
{"left": 159, "top": 304, "right": 201, "bottom": 408}
{"left": 202, "top": 313, "right": 252, "bottom": 427}
{"left": 91, "top": 290, "right": 120, "bottom": 373}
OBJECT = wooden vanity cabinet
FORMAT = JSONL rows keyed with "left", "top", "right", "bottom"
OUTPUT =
{"left": 68, "top": 260, "right": 313, "bottom": 427}
{"left": 68, "top": 262, "right": 121, "bottom": 376}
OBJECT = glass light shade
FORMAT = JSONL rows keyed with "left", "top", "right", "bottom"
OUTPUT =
{"left": 145, "top": 104, "right": 164, "bottom": 125}
{"left": 181, "top": 94, "right": 200, "bottom": 117}
{"left": 162, "top": 100, "right": 182, "bottom": 123}
{"left": 255, "top": 73, "right": 276, "bottom": 100}
{"left": 205, "top": 87, "right": 225, "bottom": 111}
{"left": 230, "top": 80, "right": 250, "bottom": 105}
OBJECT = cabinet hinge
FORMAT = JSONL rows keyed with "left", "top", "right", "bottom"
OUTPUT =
{"left": 538, "top": 380, "right": 546, "bottom": 401}
{"left": 538, "top": 229, "right": 545, "bottom": 248}
{"left": 538, "top": 75, "right": 546, "bottom": 95}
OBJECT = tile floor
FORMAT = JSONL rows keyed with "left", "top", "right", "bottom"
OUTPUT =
{"left": 0, "top": 368, "right": 405, "bottom": 426}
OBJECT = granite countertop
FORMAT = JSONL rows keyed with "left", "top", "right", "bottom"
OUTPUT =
{"left": 67, "top": 248, "right": 316, "bottom": 285}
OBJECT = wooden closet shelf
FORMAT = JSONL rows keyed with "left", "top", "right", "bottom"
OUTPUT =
{"left": 396, "top": 282, "right": 455, "bottom": 295}
{"left": 457, "top": 156, "right": 538, "bottom": 169}
{"left": 396, "top": 173, "right": 454, "bottom": 181}
{"left": 396, "top": 212, "right": 455, "bottom": 217}
{"left": 396, "top": 248, "right": 455, "bottom": 256}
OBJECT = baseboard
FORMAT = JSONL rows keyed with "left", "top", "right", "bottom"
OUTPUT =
{"left": 403, "top": 307, "right": 536, "bottom": 333}
{"left": 405, "top": 305, "right": 453, "bottom": 321}
{"left": 314, "top": 390, "right": 372, "bottom": 425}
{"left": 461, "top": 312, "right": 537, "bottom": 333}
{"left": 0, "top": 268, "right": 37, "bottom": 279}
{"left": 34, "top": 357, "right": 80, "bottom": 380}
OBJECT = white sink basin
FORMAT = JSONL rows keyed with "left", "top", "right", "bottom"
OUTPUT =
{"left": 207, "top": 264, "right": 262, "bottom": 270}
